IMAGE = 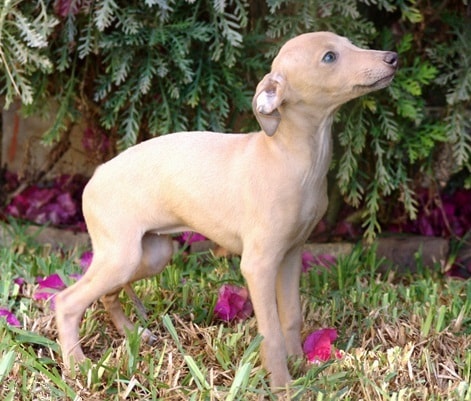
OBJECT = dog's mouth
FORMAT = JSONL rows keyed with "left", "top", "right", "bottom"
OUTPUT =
{"left": 372, "top": 72, "right": 396, "bottom": 88}
{"left": 356, "top": 72, "right": 396, "bottom": 91}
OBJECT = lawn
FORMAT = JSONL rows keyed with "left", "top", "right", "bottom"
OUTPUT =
{"left": 0, "top": 222, "right": 470, "bottom": 400}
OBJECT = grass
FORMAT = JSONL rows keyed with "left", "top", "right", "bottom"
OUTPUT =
{"left": 0, "top": 222, "right": 470, "bottom": 400}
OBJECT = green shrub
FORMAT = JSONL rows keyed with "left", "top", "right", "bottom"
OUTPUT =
{"left": 0, "top": 0, "right": 469, "bottom": 239}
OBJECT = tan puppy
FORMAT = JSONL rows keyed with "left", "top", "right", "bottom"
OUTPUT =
{"left": 55, "top": 31, "right": 397, "bottom": 389}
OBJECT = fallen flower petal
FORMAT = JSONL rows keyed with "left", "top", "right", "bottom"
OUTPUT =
{"left": 214, "top": 284, "right": 253, "bottom": 321}
{"left": 302, "top": 251, "right": 337, "bottom": 273}
{"left": 179, "top": 231, "right": 207, "bottom": 245}
{"left": 313, "top": 254, "right": 337, "bottom": 268}
{"left": 302, "top": 251, "right": 316, "bottom": 272}
{"left": 4, "top": 174, "right": 87, "bottom": 230}
{"left": 0, "top": 308, "right": 21, "bottom": 327}
{"left": 80, "top": 251, "right": 93, "bottom": 270}
{"left": 303, "top": 328, "right": 341, "bottom": 364}
{"left": 33, "top": 274, "right": 67, "bottom": 304}
{"left": 33, "top": 290, "right": 57, "bottom": 302}
{"left": 37, "top": 274, "right": 65, "bottom": 290}
{"left": 14, "top": 277, "right": 26, "bottom": 291}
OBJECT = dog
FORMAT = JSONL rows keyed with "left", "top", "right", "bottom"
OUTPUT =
{"left": 55, "top": 31, "right": 397, "bottom": 389}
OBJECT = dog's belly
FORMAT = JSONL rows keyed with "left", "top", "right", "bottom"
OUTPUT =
{"left": 147, "top": 224, "right": 244, "bottom": 255}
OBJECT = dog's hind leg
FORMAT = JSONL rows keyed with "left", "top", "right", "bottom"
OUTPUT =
{"left": 56, "top": 232, "right": 173, "bottom": 368}
{"left": 100, "top": 234, "right": 174, "bottom": 343}
{"left": 55, "top": 233, "right": 143, "bottom": 367}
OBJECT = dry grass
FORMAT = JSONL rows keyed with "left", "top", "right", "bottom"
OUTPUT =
{"left": 0, "top": 225, "right": 470, "bottom": 400}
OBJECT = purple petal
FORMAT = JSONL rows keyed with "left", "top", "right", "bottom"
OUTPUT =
{"left": 70, "top": 273, "right": 83, "bottom": 281}
{"left": 4, "top": 175, "right": 85, "bottom": 227}
{"left": 0, "top": 308, "right": 21, "bottom": 327}
{"left": 37, "top": 274, "right": 65, "bottom": 290}
{"left": 312, "top": 254, "right": 337, "bottom": 268}
{"left": 302, "top": 251, "right": 315, "bottom": 272}
{"left": 303, "top": 328, "right": 338, "bottom": 354}
{"left": 303, "top": 328, "right": 339, "bottom": 364}
{"left": 4, "top": 170, "right": 19, "bottom": 190}
{"left": 418, "top": 216, "right": 435, "bottom": 237}
{"left": 214, "top": 284, "right": 253, "bottom": 321}
{"left": 14, "top": 277, "right": 25, "bottom": 288}
{"left": 79, "top": 251, "right": 93, "bottom": 270}
{"left": 180, "top": 232, "right": 207, "bottom": 245}
{"left": 34, "top": 274, "right": 66, "bottom": 306}
{"left": 56, "top": 192, "right": 77, "bottom": 217}
{"left": 33, "top": 290, "right": 57, "bottom": 302}
{"left": 236, "top": 294, "right": 254, "bottom": 320}
{"left": 302, "top": 252, "right": 337, "bottom": 273}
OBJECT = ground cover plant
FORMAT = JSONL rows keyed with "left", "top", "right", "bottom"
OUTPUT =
{"left": 0, "top": 0, "right": 470, "bottom": 239}
{"left": 0, "top": 222, "right": 470, "bottom": 400}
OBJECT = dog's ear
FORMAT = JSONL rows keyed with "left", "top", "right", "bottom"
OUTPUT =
{"left": 252, "top": 72, "right": 286, "bottom": 136}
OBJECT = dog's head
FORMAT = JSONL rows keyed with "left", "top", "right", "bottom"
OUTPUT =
{"left": 253, "top": 31, "right": 398, "bottom": 136}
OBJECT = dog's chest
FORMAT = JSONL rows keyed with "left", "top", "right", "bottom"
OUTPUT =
{"left": 291, "top": 176, "right": 329, "bottom": 240}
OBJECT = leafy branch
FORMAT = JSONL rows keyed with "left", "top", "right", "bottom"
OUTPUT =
{"left": 0, "top": 0, "right": 57, "bottom": 107}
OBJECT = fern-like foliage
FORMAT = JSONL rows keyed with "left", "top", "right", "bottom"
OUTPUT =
{"left": 0, "top": 0, "right": 57, "bottom": 107}
{"left": 430, "top": 19, "right": 471, "bottom": 187}
{"left": 45, "top": 0, "right": 253, "bottom": 149}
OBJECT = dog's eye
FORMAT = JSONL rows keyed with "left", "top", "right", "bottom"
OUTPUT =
{"left": 322, "top": 51, "right": 337, "bottom": 63}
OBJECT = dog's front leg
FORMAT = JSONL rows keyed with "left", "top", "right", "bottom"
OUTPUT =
{"left": 240, "top": 251, "right": 291, "bottom": 389}
{"left": 276, "top": 246, "right": 303, "bottom": 357}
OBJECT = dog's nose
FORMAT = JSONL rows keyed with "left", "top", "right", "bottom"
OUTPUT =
{"left": 384, "top": 52, "right": 398, "bottom": 68}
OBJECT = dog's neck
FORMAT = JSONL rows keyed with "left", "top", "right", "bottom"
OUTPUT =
{"left": 274, "top": 110, "right": 334, "bottom": 181}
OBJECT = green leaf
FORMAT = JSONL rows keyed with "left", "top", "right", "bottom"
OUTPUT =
{"left": 94, "top": 0, "right": 118, "bottom": 31}
{"left": 0, "top": 350, "right": 16, "bottom": 381}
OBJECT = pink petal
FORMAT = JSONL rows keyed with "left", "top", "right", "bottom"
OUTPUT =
{"left": 14, "top": 277, "right": 26, "bottom": 289}
{"left": 214, "top": 284, "right": 253, "bottom": 322}
{"left": 313, "top": 254, "right": 337, "bottom": 268}
{"left": 70, "top": 273, "right": 83, "bottom": 281}
{"left": 34, "top": 272, "right": 82, "bottom": 306}
{"left": 0, "top": 308, "right": 21, "bottom": 327}
{"left": 302, "top": 251, "right": 315, "bottom": 272}
{"left": 180, "top": 232, "right": 207, "bottom": 245}
{"left": 182, "top": 231, "right": 207, "bottom": 245}
{"left": 37, "top": 274, "right": 65, "bottom": 290}
{"left": 56, "top": 192, "right": 77, "bottom": 217}
{"left": 303, "top": 328, "right": 339, "bottom": 364}
{"left": 34, "top": 274, "right": 64, "bottom": 305}
{"left": 4, "top": 170, "right": 19, "bottom": 190}
{"left": 234, "top": 287, "right": 254, "bottom": 320}
{"left": 33, "top": 290, "right": 57, "bottom": 302}
{"left": 79, "top": 251, "right": 93, "bottom": 270}
{"left": 302, "top": 251, "right": 337, "bottom": 273}
{"left": 335, "top": 349, "right": 344, "bottom": 359}
{"left": 333, "top": 221, "right": 357, "bottom": 237}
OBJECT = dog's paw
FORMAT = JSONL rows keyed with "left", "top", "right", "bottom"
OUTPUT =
{"left": 138, "top": 327, "right": 158, "bottom": 345}
{"left": 60, "top": 352, "right": 90, "bottom": 378}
